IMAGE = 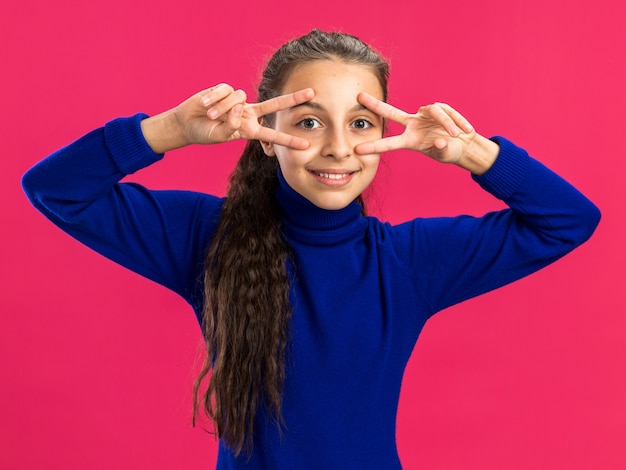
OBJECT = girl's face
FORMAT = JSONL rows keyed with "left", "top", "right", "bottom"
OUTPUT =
{"left": 261, "top": 60, "right": 384, "bottom": 210}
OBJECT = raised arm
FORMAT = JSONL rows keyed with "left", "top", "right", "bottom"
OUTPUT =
{"left": 355, "top": 94, "right": 601, "bottom": 315}
{"left": 21, "top": 85, "right": 315, "bottom": 311}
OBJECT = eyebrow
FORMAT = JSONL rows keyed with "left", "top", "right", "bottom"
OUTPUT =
{"left": 290, "top": 101, "right": 368, "bottom": 113}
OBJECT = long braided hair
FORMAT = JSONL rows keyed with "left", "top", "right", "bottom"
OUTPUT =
{"left": 192, "top": 29, "right": 389, "bottom": 456}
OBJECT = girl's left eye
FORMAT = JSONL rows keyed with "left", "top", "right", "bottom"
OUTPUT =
{"left": 352, "top": 119, "right": 373, "bottom": 130}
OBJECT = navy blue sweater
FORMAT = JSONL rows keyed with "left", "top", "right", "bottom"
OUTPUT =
{"left": 22, "top": 114, "right": 600, "bottom": 468}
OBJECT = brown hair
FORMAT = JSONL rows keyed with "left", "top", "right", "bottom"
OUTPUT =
{"left": 192, "top": 29, "right": 390, "bottom": 456}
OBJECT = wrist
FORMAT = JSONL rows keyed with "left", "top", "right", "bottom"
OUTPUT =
{"left": 456, "top": 134, "right": 500, "bottom": 175}
{"left": 140, "top": 109, "right": 189, "bottom": 154}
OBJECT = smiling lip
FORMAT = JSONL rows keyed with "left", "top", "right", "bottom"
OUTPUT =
{"left": 309, "top": 169, "right": 358, "bottom": 186}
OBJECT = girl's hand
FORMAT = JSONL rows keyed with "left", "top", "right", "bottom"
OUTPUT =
{"left": 354, "top": 93, "right": 499, "bottom": 175}
{"left": 141, "top": 84, "right": 315, "bottom": 154}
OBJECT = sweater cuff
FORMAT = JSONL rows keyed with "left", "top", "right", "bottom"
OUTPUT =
{"left": 472, "top": 136, "right": 530, "bottom": 200}
{"left": 104, "top": 113, "right": 164, "bottom": 175}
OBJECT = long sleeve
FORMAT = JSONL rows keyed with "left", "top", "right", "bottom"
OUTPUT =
{"left": 388, "top": 136, "right": 601, "bottom": 317}
{"left": 22, "top": 114, "right": 223, "bottom": 317}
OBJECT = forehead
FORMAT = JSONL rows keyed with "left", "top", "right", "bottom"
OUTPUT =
{"left": 281, "top": 59, "right": 384, "bottom": 101}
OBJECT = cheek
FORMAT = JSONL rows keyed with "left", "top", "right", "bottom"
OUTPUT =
{"left": 362, "top": 156, "right": 381, "bottom": 185}
{"left": 364, "top": 154, "right": 381, "bottom": 170}
{"left": 275, "top": 148, "right": 311, "bottom": 175}
{"left": 352, "top": 128, "right": 383, "bottom": 147}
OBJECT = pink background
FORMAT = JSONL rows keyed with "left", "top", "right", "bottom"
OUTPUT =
{"left": 2, "top": 0, "right": 625, "bottom": 468}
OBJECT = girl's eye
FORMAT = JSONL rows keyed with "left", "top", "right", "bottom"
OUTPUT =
{"left": 297, "top": 118, "right": 322, "bottom": 130}
{"left": 352, "top": 119, "right": 373, "bottom": 130}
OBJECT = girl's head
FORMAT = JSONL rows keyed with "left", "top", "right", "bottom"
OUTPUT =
{"left": 195, "top": 30, "right": 390, "bottom": 456}
{"left": 259, "top": 30, "right": 390, "bottom": 209}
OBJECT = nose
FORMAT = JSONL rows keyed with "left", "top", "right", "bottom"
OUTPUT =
{"left": 321, "top": 127, "right": 352, "bottom": 159}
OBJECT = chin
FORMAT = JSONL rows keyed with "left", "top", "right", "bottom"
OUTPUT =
{"left": 310, "top": 197, "right": 354, "bottom": 211}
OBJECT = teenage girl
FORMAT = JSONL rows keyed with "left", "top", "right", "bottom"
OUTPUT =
{"left": 22, "top": 30, "right": 600, "bottom": 468}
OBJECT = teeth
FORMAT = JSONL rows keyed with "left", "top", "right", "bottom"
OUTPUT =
{"left": 317, "top": 172, "right": 349, "bottom": 180}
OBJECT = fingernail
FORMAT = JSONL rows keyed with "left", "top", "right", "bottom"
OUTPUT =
{"left": 208, "top": 109, "right": 218, "bottom": 119}
{"left": 202, "top": 97, "right": 211, "bottom": 106}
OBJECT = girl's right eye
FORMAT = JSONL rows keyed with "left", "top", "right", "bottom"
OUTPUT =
{"left": 296, "top": 118, "right": 322, "bottom": 130}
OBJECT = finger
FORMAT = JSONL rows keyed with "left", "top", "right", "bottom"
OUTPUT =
{"left": 253, "top": 126, "right": 310, "bottom": 150}
{"left": 433, "top": 137, "right": 449, "bottom": 150}
{"left": 422, "top": 103, "right": 461, "bottom": 137}
{"left": 357, "top": 93, "right": 411, "bottom": 126}
{"left": 206, "top": 89, "right": 247, "bottom": 120}
{"left": 436, "top": 102, "right": 474, "bottom": 133}
{"left": 224, "top": 104, "right": 244, "bottom": 131}
{"left": 205, "top": 107, "right": 243, "bottom": 143}
{"left": 425, "top": 103, "right": 470, "bottom": 137}
{"left": 354, "top": 134, "right": 407, "bottom": 155}
{"left": 200, "top": 83, "right": 234, "bottom": 107}
{"left": 252, "top": 88, "right": 315, "bottom": 117}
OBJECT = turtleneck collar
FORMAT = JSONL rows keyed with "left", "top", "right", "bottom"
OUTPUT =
{"left": 274, "top": 169, "right": 366, "bottom": 243}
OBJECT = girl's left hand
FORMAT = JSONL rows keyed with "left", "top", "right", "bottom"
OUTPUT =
{"left": 355, "top": 93, "right": 499, "bottom": 175}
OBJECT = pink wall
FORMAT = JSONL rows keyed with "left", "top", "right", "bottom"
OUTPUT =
{"left": 2, "top": 0, "right": 625, "bottom": 468}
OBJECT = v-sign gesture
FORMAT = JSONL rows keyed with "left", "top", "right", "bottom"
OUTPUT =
{"left": 198, "top": 84, "right": 315, "bottom": 148}
{"left": 141, "top": 84, "right": 315, "bottom": 154}
{"left": 355, "top": 93, "right": 499, "bottom": 175}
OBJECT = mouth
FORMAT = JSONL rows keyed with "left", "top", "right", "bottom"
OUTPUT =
{"left": 315, "top": 171, "right": 352, "bottom": 179}
{"left": 309, "top": 169, "right": 358, "bottom": 186}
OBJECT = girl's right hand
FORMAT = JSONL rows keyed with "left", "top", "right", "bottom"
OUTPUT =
{"left": 141, "top": 84, "right": 315, "bottom": 154}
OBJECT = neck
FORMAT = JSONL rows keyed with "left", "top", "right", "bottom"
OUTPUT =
{"left": 274, "top": 169, "right": 365, "bottom": 242}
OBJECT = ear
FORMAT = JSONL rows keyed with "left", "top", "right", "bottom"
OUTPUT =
{"left": 260, "top": 140, "right": 276, "bottom": 156}
{"left": 258, "top": 117, "right": 276, "bottom": 156}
